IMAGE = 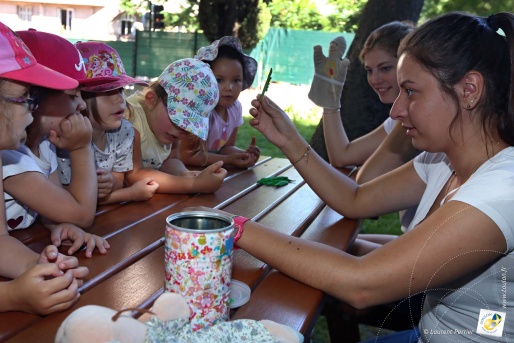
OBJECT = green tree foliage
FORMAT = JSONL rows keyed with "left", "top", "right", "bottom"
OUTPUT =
{"left": 119, "top": 0, "right": 145, "bottom": 15}
{"left": 119, "top": 0, "right": 200, "bottom": 31}
{"left": 268, "top": 0, "right": 326, "bottom": 30}
{"left": 118, "top": 0, "right": 367, "bottom": 35}
{"left": 325, "top": 0, "right": 366, "bottom": 32}
{"left": 267, "top": 0, "right": 368, "bottom": 32}
{"left": 421, "top": 0, "right": 514, "bottom": 19}
{"left": 120, "top": 0, "right": 514, "bottom": 35}
{"left": 168, "top": 0, "right": 200, "bottom": 31}
{"left": 238, "top": 0, "right": 272, "bottom": 48}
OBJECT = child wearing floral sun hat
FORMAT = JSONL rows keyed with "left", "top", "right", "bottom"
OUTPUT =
{"left": 123, "top": 58, "right": 227, "bottom": 194}
{"left": 178, "top": 36, "right": 260, "bottom": 169}
{"left": 55, "top": 41, "right": 160, "bottom": 205}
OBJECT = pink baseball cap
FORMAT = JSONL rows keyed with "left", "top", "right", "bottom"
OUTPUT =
{"left": 0, "top": 22, "right": 77, "bottom": 90}
{"left": 75, "top": 41, "right": 148, "bottom": 92}
{"left": 16, "top": 29, "right": 117, "bottom": 88}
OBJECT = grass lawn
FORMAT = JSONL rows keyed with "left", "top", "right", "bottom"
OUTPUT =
{"left": 236, "top": 111, "right": 402, "bottom": 342}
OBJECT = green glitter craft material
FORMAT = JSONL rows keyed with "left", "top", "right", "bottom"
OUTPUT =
{"left": 259, "top": 68, "right": 272, "bottom": 101}
{"left": 257, "top": 176, "right": 294, "bottom": 187}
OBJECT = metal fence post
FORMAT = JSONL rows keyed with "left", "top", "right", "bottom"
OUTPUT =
{"left": 194, "top": 30, "right": 199, "bottom": 56}
{"left": 133, "top": 29, "right": 138, "bottom": 77}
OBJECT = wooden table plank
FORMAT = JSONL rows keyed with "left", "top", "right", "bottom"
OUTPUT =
{"left": 0, "top": 158, "right": 360, "bottom": 342}
{"left": 6, "top": 246, "right": 166, "bottom": 343}
{"left": 301, "top": 206, "right": 360, "bottom": 251}
{"left": 230, "top": 183, "right": 325, "bottom": 288}
{"left": 0, "top": 158, "right": 295, "bottom": 340}
{"left": 232, "top": 206, "right": 360, "bottom": 336}
{"left": 232, "top": 270, "right": 323, "bottom": 332}
{"left": 5, "top": 184, "right": 329, "bottom": 341}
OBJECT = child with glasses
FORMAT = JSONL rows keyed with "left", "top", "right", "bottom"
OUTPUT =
{"left": 0, "top": 94, "right": 38, "bottom": 112}
{"left": 0, "top": 21, "right": 88, "bottom": 314}
{"left": 1, "top": 29, "right": 110, "bottom": 257}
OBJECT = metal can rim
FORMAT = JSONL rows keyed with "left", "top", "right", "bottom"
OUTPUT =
{"left": 165, "top": 210, "right": 234, "bottom": 233}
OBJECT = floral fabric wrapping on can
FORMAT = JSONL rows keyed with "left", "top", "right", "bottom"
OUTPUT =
{"left": 165, "top": 214, "right": 234, "bottom": 331}
{"left": 157, "top": 58, "right": 219, "bottom": 141}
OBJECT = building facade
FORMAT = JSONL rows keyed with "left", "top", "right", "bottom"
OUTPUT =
{"left": 0, "top": 0, "right": 138, "bottom": 41}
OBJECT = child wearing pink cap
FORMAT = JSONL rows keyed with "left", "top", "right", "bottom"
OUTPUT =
{"left": 57, "top": 41, "right": 159, "bottom": 204}
{"left": 124, "top": 58, "right": 227, "bottom": 194}
{"left": 2, "top": 29, "right": 110, "bottom": 257}
{"left": 0, "top": 21, "right": 88, "bottom": 314}
{"left": 179, "top": 36, "right": 260, "bottom": 169}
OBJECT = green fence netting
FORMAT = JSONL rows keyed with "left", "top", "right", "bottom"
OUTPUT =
{"left": 70, "top": 28, "right": 354, "bottom": 87}
{"left": 133, "top": 30, "right": 211, "bottom": 80}
{"left": 252, "top": 28, "right": 354, "bottom": 87}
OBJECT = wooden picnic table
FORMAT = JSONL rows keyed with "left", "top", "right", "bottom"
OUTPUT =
{"left": 0, "top": 156, "right": 360, "bottom": 342}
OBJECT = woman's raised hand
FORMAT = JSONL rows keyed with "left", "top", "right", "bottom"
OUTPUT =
{"left": 249, "top": 96, "right": 299, "bottom": 150}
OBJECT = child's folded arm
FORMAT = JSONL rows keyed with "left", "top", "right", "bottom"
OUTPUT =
{"left": 0, "top": 233, "right": 38, "bottom": 279}
{"left": 98, "top": 177, "right": 158, "bottom": 204}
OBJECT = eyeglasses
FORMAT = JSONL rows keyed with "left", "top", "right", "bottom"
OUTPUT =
{"left": 1, "top": 96, "right": 39, "bottom": 112}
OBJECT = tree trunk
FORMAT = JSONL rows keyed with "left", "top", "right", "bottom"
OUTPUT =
{"left": 199, "top": 0, "right": 260, "bottom": 45}
{"left": 309, "top": 0, "right": 424, "bottom": 161}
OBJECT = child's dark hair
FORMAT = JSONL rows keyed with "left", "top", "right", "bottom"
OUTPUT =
{"left": 359, "top": 21, "right": 416, "bottom": 62}
{"left": 206, "top": 45, "right": 246, "bottom": 82}
{"left": 398, "top": 12, "right": 514, "bottom": 146}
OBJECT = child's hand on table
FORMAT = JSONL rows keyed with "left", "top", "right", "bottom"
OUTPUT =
{"left": 37, "top": 244, "right": 89, "bottom": 286}
{"left": 191, "top": 161, "right": 227, "bottom": 193}
{"left": 47, "top": 223, "right": 110, "bottom": 258}
{"left": 129, "top": 177, "right": 159, "bottom": 201}
{"left": 6, "top": 263, "right": 81, "bottom": 314}
{"left": 245, "top": 136, "right": 260, "bottom": 163}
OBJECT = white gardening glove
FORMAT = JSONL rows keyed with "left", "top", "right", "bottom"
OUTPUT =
{"left": 308, "top": 36, "right": 350, "bottom": 109}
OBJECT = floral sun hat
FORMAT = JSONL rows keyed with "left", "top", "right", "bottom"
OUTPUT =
{"left": 75, "top": 41, "right": 148, "bottom": 92}
{"left": 158, "top": 58, "right": 219, "bottom": 141}
{"left": 194, "top": 36, "right": 257, "bottom": 90}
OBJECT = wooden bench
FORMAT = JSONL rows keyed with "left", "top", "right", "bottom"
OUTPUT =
{"left": 1, "top": 157, "right": 360, "bottom": 342}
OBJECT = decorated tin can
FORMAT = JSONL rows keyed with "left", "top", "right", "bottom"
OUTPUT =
{"left": 165, "top": 211, "right": 235, "bottom": 330}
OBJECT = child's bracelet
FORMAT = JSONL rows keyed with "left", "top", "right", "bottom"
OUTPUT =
{"left": 292, "top": 145, "right": 311, "bottom": 165}
{"left": 231, "top": 215, "right": 250, "bottom": 249}
{"left": 323, "top": 108, "right": 340, "bottom": 115}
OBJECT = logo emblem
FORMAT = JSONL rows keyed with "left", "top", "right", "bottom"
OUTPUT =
{"left": 75, "top": 49, "right": 85, "bottom": 72}
{"left": 477, "top": 309, "right": 506, "bottom": 337}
